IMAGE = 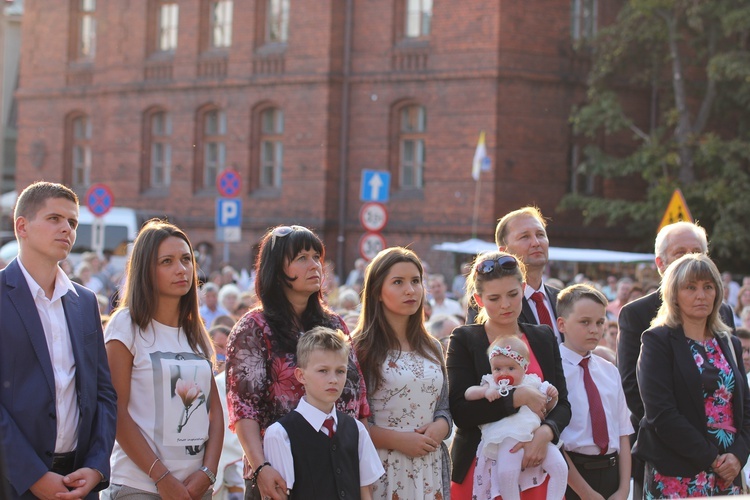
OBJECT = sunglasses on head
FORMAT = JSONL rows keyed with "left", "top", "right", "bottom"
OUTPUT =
{"left": 270, "top": 225, "right": 310, "bottom": 250}
{"left": 477, "top": 255, "right": 518, "bottom": 274}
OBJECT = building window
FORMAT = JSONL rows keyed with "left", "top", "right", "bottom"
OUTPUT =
{"left": 399, "top": 105, "right": 426, "bottom": 188}
{"left": 210, "top": 0, "right": 233, "bottom": 48}
{"left": 149, "top": 111, "right": 172, "bottom": 188}
{"left": 202, "top": 109, "right": 226, "bottom": 189}
{"left": 260, "top": 108, "right": 283, "bottom": 188}
{"left": 569, "top": 144, "right": 595, "bottom": 194}
{"left": 72, "top": 115, "right": 92, "bottom": 188}
{"left": 266, "top": 0, "right": 290, "bottom": 43}
{"left": 405, "top": 0, "right": 432, "bottom": 38}
{"left": 572, "top": 0, "right": 597, "bottom": 41}
{"left": 71, "top": 0, "right": 96, "bottom": 60}
{"left": 157, "top": 2, "right": 179, "bottom": 52}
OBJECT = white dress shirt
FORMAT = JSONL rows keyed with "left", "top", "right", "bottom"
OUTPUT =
{"left": 559, "top": 344, "right": 633, "bottom": 455}
{"left": 524, "top": 284, "right": 562, "bottom": 343}
{"left": 263, "top": 397, "right": 384, "bottom": 490}
{"left": 18, "top": 258, "right": 80, "bottom": 453}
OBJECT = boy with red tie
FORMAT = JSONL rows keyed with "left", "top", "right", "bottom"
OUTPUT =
{"left": 263, "top": 327, "right": 383, "bottom": 499}
{"left": 557, "top": 285, "right": 633, "bottom": 500}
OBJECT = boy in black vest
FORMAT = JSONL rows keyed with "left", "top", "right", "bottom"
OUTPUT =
{"left": 263, "top": 327, "right": 383, "bottom": 499}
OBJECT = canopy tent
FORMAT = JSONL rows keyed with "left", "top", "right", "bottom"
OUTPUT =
{"left": 433, "top": 238, "right": 655, "bottom": 263}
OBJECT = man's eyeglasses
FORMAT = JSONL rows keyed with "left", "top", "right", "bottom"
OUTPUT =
{"left": 477, "top": 255, "right": 518, "bottom": 274}
{"left": 270, "top": 225, "right": 309, "bottom": 250}
{"left": 742, "top": 347, "right": 750, "bottom": 355}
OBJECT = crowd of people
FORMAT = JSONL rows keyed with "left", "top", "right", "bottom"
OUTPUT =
{"left": 3, "top": 181, "right": 750, "bottom": 500}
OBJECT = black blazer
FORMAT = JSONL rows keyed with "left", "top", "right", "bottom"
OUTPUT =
{"left": 633, "top": 325, "right": 750, "bottom": 479}
{"left": 618, "top": 290, "right": 736, "bottom": 430}
{"left": 447, "top": 322, "right": 571, "bottom": 483}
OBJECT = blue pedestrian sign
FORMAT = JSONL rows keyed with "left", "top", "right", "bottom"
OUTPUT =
{"left": 216, "top": 198, "right": 242, "bottom": 227}
{"left": 360, "top": 170, "right": 391, "bottom": 203}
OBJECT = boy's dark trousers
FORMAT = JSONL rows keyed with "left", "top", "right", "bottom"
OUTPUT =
{"left": 565, "top": 451, "right": 620, "bottom": 500}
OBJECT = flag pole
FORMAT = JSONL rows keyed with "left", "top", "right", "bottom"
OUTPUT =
{"left": 471, "top": 176, "right": 481, "bottom": 238}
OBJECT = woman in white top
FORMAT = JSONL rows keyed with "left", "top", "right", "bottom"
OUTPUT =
{"left": 104, "top": 220, "right": 223, "bottom": 499}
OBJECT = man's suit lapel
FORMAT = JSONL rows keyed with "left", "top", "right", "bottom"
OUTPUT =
{"left": 520, "top": 296, "right": 537, "bottom": 325}
{"left": 5, "top": 261, "right": 56, "bottom": 395}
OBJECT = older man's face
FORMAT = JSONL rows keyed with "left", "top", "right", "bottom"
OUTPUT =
{"left": 741, "top": 337, "right": 750, "bottom": 373}
{"left": 659, "top": 228, "right": 705, "bottom": 273}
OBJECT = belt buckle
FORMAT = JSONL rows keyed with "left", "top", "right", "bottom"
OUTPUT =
{"left": 608, "top": 456, "right": 617, "bottom": 467}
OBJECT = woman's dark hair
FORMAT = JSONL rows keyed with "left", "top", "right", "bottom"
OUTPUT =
{"left": 116, "top": 219, "right": 213, "bottom": 360}
{"left": 255, "top": 225, "right": 336, "bottom": 353}
{"left": 352, "top": 247, "right": 444, "bottom": 393}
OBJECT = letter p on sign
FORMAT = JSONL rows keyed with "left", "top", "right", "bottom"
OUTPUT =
{"left": 216, "top": 199, "right": 242, "bottom": 227}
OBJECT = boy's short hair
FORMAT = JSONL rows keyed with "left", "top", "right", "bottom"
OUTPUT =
{"left": 557, "top": 284, "right": 608, "bottom": 319}
{"left": 297, "top": 326, "right": 350, "bottom": 369}
{"left": 14, "top": 181, "right": 78, "bottom": 221}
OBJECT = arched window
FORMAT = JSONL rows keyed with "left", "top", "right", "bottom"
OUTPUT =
{"left": 64, "top": 112, "right": 92, "bottom": 190}
{"left": 260, "top": 108, "right": 283, "bottom": 188}
{"left": 142, "top": 108, "right": 172, "bottom": 191}
{"left": 195, "top": 106, "right": 226, "bottom": 191}
{"left": 397, "top": 104, "right": 426, "bottom": 188}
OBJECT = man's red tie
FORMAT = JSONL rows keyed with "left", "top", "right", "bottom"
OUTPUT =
{"left": 322, "top": 417, "right": 335, "bottom": 438}
{"left": 530, "top": 291, "right": 554, "bottom": 329}
{"left": 579, "top": 357, "right": 609, "bottom": 454}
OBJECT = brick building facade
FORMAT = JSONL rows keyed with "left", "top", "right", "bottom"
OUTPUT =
{"left": 16, "top": 0, "right": 642, "bottom": 278}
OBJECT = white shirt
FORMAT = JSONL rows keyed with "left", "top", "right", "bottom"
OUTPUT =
{"left": 430, "top": 297, "right": 464, "bottom": 319}
{"left": 18, "top": 258, "right": 80, "bottom": 453}
{"left": 263, "top": 397, "right": 384, "bottom": 490}
{"left": 559, "top": 344, "right": 634, "bottom": 455}
{"left": 524, "top": 284, "right": 561, "bottom": 343}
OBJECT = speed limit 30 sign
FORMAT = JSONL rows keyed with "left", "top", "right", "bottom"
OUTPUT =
{"left": 359, "top": 232, "right": 386, "bottom": 260}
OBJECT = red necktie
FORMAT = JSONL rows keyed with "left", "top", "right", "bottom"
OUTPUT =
{"left": 579, "top": 357, "right": 609, "bottom": 454}
{"left": 530, "top": 291, "right": 554, "bottom": 329}
{"left": 322, "top": 417, "right": 335, "bottom": 439}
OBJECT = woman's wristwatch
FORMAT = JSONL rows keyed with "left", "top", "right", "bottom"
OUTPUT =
{"left": 199, "top": 466, "right": 217, "bottom": 485}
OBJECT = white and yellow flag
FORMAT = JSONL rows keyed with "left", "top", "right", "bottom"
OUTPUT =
{"left": 472, "top": 131, "right": 490, "bottom": 181}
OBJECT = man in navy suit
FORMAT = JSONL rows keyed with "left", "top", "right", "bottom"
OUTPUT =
{"left": 495, "top": 206, "right": 562, "bottom": 342}
{"left": 0, "top": 182, "right": 117, "bottom": 499}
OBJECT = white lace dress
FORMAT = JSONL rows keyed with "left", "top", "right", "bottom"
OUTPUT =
{"left": 369, "top": 350, "right": 446, "bottom": 500}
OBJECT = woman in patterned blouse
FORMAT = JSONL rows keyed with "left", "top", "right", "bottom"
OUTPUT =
{"left": 635, "top": 253, "right": 750, "bottom": 498}
{"left": 225, "top": 225, "right": 369, "bottom": 500}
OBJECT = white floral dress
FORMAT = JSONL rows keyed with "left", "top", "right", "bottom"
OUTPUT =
{"left": 369, "top": 350, "right": 446, "bottom": 500}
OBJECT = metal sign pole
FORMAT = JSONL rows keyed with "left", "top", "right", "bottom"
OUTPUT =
{"left": 92, "top": 218, "right": 105, "bottom": 255}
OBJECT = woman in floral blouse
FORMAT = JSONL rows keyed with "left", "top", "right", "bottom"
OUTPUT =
{"left": 225, "top": 225, "right": 369, "bottom": 500}
{"left": 635, "top": 253, "right": 750, "bottom": 498}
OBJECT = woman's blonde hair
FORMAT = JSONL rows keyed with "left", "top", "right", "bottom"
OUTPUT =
{"left": 651, "top": 253, "right": 730, "bottom": 334}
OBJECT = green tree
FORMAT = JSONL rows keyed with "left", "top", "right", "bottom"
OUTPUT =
{"left": 562, "top": 0, "right": 750, "bottom": 271}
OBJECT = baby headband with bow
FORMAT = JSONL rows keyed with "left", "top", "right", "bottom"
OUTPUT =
{"left": 489, "top": 344, "right": 528, "bottom": 370}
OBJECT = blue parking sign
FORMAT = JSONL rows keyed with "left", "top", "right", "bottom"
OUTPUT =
{"left": 216, "top": 198, "right": 242, "bottom": 227}
{"left": 360, "top": 170, "right": 391, "bottom": 203}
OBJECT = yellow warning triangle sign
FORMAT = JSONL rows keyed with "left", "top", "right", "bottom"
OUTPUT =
{"left": 657, "top": 189, "right": 693, "bottom": 233}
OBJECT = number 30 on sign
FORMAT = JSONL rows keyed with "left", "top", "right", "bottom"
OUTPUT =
{"left": 359, "top": 233, "right": 386, "bottom": 260}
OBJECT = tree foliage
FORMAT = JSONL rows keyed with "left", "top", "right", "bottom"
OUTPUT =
{"left": 562, "top": 0, "right": 750, "bottom": 271}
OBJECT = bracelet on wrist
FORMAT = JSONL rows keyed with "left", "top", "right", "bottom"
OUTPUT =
{"left": 199, "top": 465, "right": 216, "bottom": 485}
{"left": 154, "top": 470, "right": 170, "bottom": 486}
{"left": 148, "top": 457, "right": 161, "bottom": 479}
{"left": 250, "top": 462, "right": 271, "bottom": 488}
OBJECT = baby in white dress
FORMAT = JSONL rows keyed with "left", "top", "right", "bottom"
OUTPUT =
{"left": 464, "top": 336, "right": 567, "bottom": 500}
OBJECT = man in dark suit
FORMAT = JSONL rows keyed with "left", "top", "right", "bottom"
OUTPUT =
{"left": 618, "top": 220, "right": 736, "bottom": 500}
{"left": 496, "top": 206, "right": 562, "bottom": 342}
{"left": 0, "top": 182, "right": 117, "bottom": 499}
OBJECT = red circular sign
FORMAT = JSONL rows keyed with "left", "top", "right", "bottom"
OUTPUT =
{"left": 359, "top": 232, "right": 386, "bottom": 260}
{"left": 359, "top": 202, "right": 388, "bottom": 232}
{"left": 217, "top": 169, "right": 242, "bottom": 198}
{"left": 85, "top": 183, "right": 115, "bottom": 217}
